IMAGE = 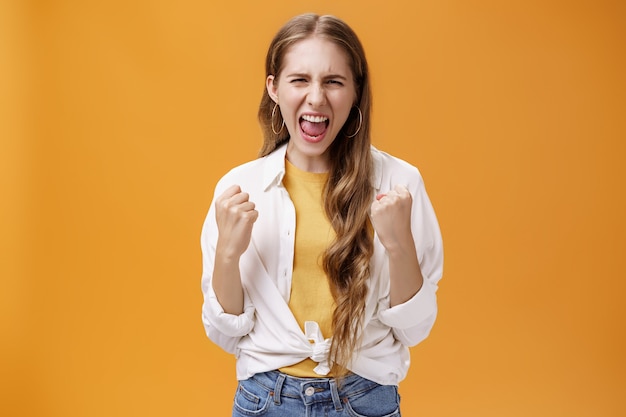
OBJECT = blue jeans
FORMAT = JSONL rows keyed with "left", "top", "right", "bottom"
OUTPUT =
{"left": 232, "top": 371, "right": 401, "bottom": 417}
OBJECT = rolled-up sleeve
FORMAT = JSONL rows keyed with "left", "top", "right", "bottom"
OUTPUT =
{"left": 377, "top": 276, "right": 438, "bottom": 346}
{"left": 202, "top": 285, "right": 255, "bottom": 337}
{"left": 201, "top": 285, "right": 255, "bottom": 353}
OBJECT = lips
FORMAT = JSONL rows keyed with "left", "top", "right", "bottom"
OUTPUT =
{"left": 299, "top": 114, "right": 329, "bottom": 142}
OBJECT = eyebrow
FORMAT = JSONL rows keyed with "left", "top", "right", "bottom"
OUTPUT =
{"left": 286, "top": 73, "right": 349, "bottom": 80}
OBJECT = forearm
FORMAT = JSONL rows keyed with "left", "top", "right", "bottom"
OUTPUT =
{"left": 387, "top": 236, "right": 424, "bottom": 307}
{"left": 211, "top": 247, "right": 244, "bottom": 315}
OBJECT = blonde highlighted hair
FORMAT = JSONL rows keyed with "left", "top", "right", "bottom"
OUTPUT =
{"left": 258, "top": 14, "right": 374, "bottom": 377}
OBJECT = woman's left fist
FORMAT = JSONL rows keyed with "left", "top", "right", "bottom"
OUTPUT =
{"left": 370, "top": 184, "right": 413, "bottom": 251}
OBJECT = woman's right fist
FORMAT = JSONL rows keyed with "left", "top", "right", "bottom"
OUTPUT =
{"left": 215, "top": 185, "right": 258, "bottom": 259}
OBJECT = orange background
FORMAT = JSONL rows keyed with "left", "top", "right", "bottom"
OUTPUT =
{"left": 2, "top": 0, "right": 625, "bottom": 416}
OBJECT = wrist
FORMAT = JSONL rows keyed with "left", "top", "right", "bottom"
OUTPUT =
{"left": 215, "top": 243, "right": 243, "bottom": 263}
{"left": 382, "top": 234, "right": 416, "bottom": 257}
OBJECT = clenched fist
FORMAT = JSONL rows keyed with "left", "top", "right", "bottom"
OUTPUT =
{"left": 370, "top": 184, "right": 414, "bottom": 252}
{"left": 215, "top": 185, "right": 259, "bottom": 260}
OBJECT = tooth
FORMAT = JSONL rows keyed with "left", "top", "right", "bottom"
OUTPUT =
{"left": 302, "top": 115, "right": 327, "bottom": 123}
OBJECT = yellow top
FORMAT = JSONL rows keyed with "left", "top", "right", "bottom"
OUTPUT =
{"left": 279, "top": 159, "right": 337, "bottom": 377}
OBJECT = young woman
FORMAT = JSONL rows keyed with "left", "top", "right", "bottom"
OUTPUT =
{"left": 201, "top": 13, "right": 443, "bottom": 417}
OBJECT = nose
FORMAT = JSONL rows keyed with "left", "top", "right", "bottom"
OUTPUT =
{"left": 307, "top": 83, "right": 327, "bottom": 107}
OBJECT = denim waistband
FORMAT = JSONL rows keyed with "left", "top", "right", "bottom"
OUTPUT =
{"left": 249, "top": 371, "right": 381, "bottom": 411}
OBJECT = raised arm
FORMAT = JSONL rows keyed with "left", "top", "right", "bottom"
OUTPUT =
{"left": 211, "top": 184, "right": 258, "bottom": 315}
{"left": 370, "top": 184, "right": 423, "bottom": 307}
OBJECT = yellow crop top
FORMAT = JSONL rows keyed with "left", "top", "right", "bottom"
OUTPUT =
{"left": 279, "top": 159, "right": 337, "bottom": 377}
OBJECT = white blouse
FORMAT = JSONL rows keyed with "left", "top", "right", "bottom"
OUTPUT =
{"left": 201, "top": 143, "right": 443, "bottom": 385}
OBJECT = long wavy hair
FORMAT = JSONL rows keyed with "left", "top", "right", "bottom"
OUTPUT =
{"left": 258, "top": 14, "right": 374, "bottom": 376}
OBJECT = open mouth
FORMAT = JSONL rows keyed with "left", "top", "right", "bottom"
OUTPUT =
{"left": 300, "top": 114, "right": 329, "bottom": 140}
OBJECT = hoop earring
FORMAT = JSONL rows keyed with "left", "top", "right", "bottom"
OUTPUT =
{"left": 346, "top": 107, "right": 363, "bottom": 138}
{"left": 271, "top": 103, "right": 285, "bottom": 135}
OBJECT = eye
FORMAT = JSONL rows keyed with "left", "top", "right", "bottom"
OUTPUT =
{"left": 290, "top": 78, "right": 307, "bottom": 84}
{"left": 327, "top": 79, "right": 344, "bottom": 86}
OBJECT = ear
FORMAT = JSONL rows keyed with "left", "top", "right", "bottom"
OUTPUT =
{"left": 266, "top": 75, "right": 279, "bottom": 103}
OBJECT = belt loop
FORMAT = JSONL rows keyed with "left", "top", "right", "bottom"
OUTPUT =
{"left": 273, "top": 373, "right": 286, "bottom": 405}
{"left": 329, "top": 378, "right": 343, "bottom": 411}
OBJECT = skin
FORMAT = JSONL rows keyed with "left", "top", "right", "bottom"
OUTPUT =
{"left": 212, "top": 36, "right": 423, "bottom": 314}
{"left": 267, "top": 36, "right": 356, "bottom": 173}
{"left": 212, "top": 185, "right": 257, "bottom": 314}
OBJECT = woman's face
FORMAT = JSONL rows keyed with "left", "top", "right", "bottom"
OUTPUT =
{"left": 267, "top": 36, "right": 356, "bottom": 173}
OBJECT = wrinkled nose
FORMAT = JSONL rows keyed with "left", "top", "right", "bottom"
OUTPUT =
{"left": 307, "top": 84, "right": 327, "bottom": 107}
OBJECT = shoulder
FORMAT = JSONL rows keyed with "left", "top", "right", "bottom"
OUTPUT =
{"left": 220, "top": 157, "right": 266, "bottom": 180}
{"left": 214, "top": 144, "right": 286, "bottom": 196}
{"left": 371, "top": 146, "right": 424, "bottom": 188}
{"left": 214, "top": 157, "right": 266, "bottom": 194}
